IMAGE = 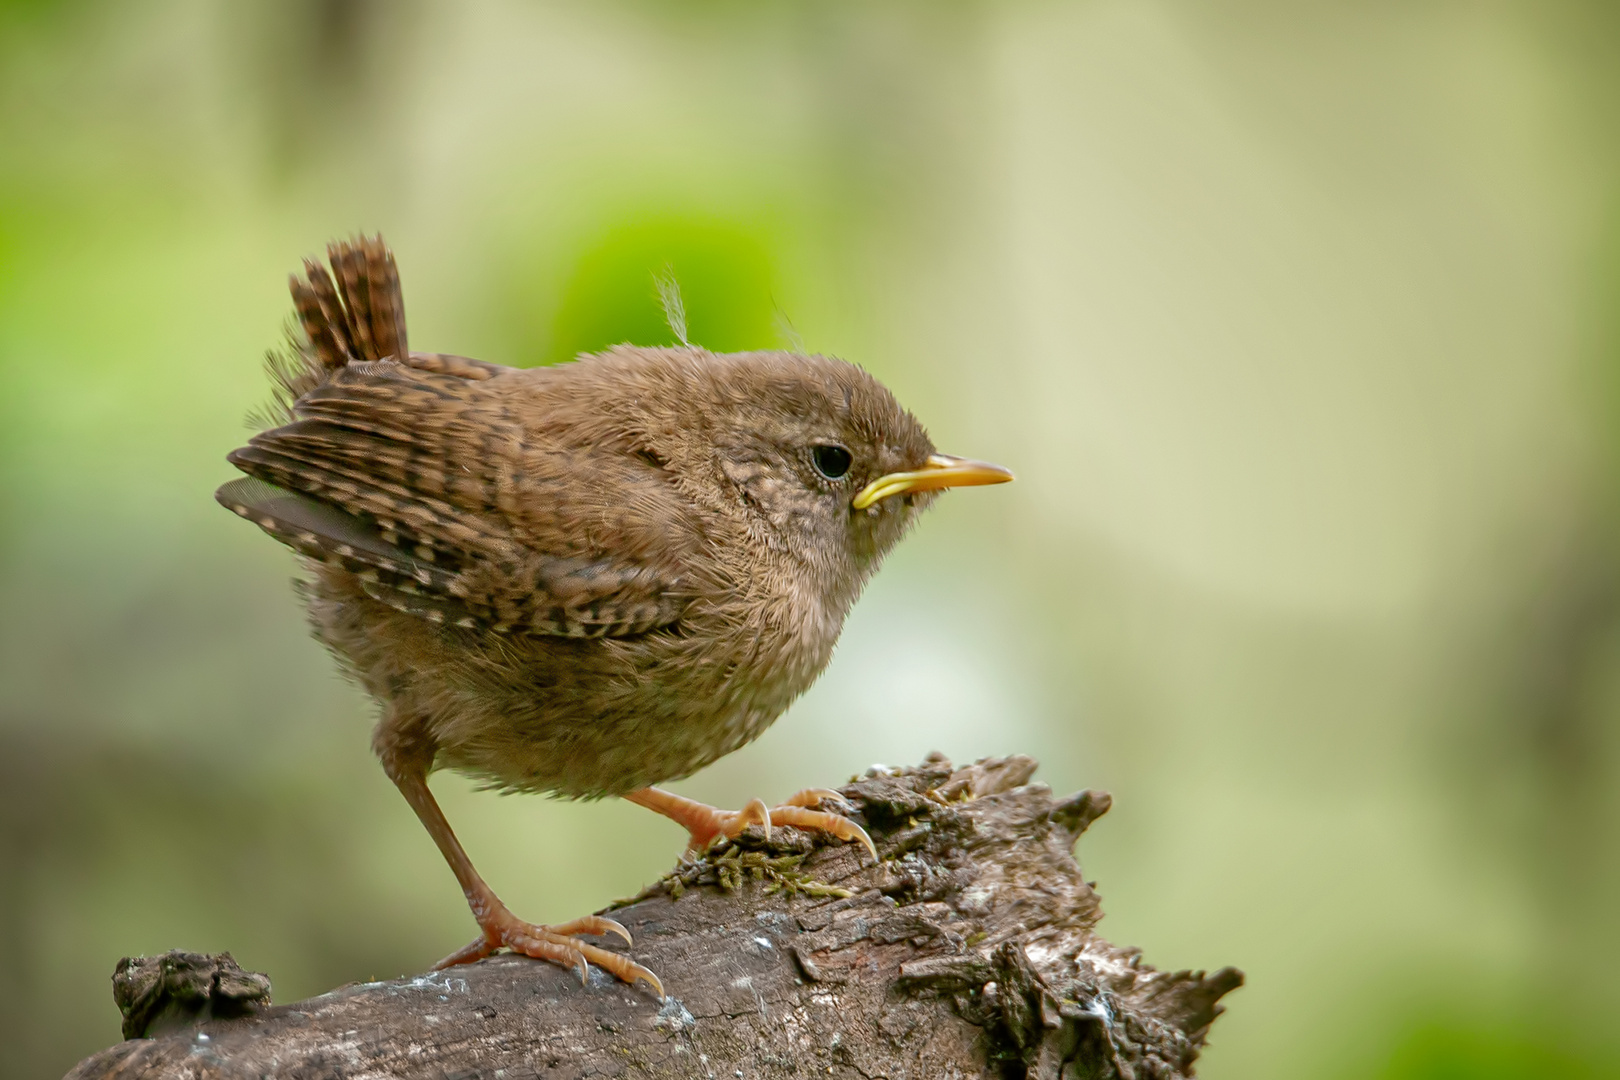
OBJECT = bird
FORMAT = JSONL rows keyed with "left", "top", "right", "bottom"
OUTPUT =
{"left": 217, "top": 235, "right": 1012, "bottom": 996}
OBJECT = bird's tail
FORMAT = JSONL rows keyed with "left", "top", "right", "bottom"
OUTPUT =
{"left": 250, "top": 234, "right": 409, "bottom": 429}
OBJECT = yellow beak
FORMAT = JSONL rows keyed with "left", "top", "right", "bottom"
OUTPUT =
{"left": 851, "top": 453, "right": 1015, "bottom": 511}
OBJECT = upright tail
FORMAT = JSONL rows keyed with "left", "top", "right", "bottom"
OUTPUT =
{"left": 253, "top": 234, "right": 408, "bottom": 429}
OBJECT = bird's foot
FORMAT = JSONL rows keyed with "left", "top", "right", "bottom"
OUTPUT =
{"left": 627, "top": 786, "right": 876, "bottom": 861}
{"left": 435, "top": 908, "right": 663, "bottom": 998}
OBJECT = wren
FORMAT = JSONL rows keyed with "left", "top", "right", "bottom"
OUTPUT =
{"left": 218, "top": 235, "right": 1012, "bottom": 993}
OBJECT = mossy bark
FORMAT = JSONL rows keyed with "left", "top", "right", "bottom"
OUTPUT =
{"left": 66, "top": 754, "right": 1241, "bottom": 1080}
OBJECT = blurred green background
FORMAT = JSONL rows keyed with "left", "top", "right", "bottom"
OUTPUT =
{"left": 3, "top": 1, "right": 1620, "bottom": 1077}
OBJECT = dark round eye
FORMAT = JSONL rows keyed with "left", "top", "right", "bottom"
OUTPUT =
{"left": 812, "top": 443, "right": 853, "bottom": 480}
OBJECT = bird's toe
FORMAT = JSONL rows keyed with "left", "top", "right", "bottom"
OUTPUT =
{"left": 436, "top": 909, "right": 660, "bottom": 997}
{"left": 766, "top": 805, "right": 877, "bottom": 861}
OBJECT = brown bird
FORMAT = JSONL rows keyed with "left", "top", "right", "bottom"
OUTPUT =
{"left": 217, "top": 235, "right": 1012, "bottom": 995}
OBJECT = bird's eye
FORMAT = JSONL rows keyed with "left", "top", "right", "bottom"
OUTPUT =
{"left": 811, "top": 443, "right": 853, "bottom": 480}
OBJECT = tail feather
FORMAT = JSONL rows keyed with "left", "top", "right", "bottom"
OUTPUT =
{"left": 363, "top": 238, "right": 408, "bottom": 364}
{"left": 253, "top": 234, "right": 409, "bottom": 430}
{"left": 329, "top": 242, "right": 376, "bottom": 363}
{"left": 293, "top": 258, "right": 353, "bottom": 371}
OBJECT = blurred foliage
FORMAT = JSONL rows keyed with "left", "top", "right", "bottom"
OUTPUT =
{"left": 1382, "top": 1023, "right": 1620, "bottom": 1080}
{"left": 534, "top": 215, "right": 780, "bottom": 365}
{"left": 3, "top": 1, "right": 1620, "bottom": 1078}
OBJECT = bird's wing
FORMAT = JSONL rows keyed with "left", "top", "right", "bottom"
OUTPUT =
{"left": 221, "top": 238, "right": 699, "bottom": 637}
{"left": 221, "top": 363, "right": 700, "bottom": 636}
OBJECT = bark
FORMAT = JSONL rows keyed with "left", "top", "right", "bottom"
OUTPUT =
{"left": 65, "top": 754, "right": 1242, "bottom": 1079}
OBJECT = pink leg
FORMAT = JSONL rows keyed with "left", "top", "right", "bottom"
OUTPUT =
{"left": 382, "top": 750, "right": 663, "bottom": 997}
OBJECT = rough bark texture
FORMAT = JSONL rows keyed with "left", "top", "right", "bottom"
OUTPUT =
{"left": 66, "top": 754, "right": 1242, "bottom": 1079}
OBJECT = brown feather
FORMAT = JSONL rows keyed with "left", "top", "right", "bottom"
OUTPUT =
{"left": 221, "top": 235, "right": 945, "bottom": 799}
{"left": 293, "top": 261, "right": 352, "bottom": 371}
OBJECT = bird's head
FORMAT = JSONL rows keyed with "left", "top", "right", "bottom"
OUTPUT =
{"left": 583, "top": 348, "right": 1012, "bottom": 608}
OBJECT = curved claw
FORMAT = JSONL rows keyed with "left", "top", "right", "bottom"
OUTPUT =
{"left": 550, "top": 914, "right": 634, "bottom": 946}
{"left": 768, "top": 805, "right": 878, "bottom": 863}
{"left": 738, "top": 797, "right": 772, "bottom": 843}
{"left": 840, "top": 818, "right": 878, "bottom": 862}
{"left": 577, "top": 940, "right": 665, "bottom": 1000}
{"left": 633, "top": 968, "right": 665, "bottom": 999}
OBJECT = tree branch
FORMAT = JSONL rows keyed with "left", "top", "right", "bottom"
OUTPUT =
{"left": 66, "top": 754, "right": 1242, "bottom": 1079}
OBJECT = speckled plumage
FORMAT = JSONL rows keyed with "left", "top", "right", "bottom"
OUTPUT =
{"left": 219, "top": 237, "right": 939, "bottom": 800}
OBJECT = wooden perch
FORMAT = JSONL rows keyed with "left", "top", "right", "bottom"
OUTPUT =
{"left": 66, "top": 754, "right": 1242, "bottom": 1079}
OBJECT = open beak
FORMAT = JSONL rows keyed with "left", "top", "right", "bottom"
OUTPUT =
{"left": 851, "top": 453, "right": 1015, "bottom": 511}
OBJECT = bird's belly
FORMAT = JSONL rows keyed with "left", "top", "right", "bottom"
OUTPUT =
{"left": 428, "top": 618, "right": 834, "bottom": 799}
{"left": 440, "top": 698, "right": 777, "bottom": 799}
{"left": 310, "top": 567, "right": 840, "bottom": 799}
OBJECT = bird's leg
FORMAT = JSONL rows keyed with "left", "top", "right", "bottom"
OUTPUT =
{"left": 380, "top": 743, "right": 662, "bottom": 997}
{"left": 624, "top": 786, "right": 876, "bottom": 860}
